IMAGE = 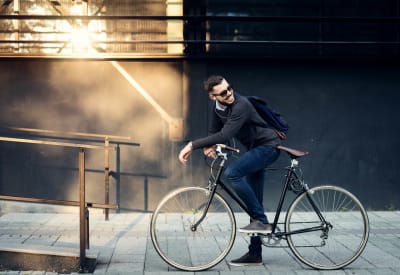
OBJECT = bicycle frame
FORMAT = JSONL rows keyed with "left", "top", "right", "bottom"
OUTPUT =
{"left": 193, "top": 152, "right": 329, "bottom": 239}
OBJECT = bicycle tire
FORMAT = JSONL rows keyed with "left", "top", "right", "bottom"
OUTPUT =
{"left": 285, "top": 185, "right": 369, "bottom": 270}
{"left": 150, "top": 187, "right": 236, "bottom": 271}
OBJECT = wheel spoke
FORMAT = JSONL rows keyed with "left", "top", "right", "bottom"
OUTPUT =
{"left": 150, "top": 187, "right": 236, "bottom": 271}
{"left": 285, "top": 185, "right": 369, "bottom": 270}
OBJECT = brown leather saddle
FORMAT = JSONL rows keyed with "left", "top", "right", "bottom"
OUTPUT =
{"left": 277, "top": 145, "right": 309, "bottom": 159}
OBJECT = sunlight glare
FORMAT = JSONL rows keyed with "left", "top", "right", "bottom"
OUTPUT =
{"left": 70, "top": 27, "right": 90, "bottom": 51}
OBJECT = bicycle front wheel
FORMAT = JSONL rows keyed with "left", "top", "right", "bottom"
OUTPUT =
{"left": 285, "top": 185, "right": 369, "bottom": 270}
{"left": 150, "top": 187, "right": 236, "bottom": 271}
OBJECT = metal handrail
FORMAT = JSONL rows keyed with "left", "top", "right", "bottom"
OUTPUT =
{"left": 0, "top": 136, "right": 114, "bottom": 149}
{"left": 0, "top": 126, "right": 140, "bottom": 220}
{"left": 1, "top": 126, "right": 135, "bottom": 143}
{"left": 0, "top": 131, "right": 137, "bottom": 272}
{"left": 0, "top": 137, "right": 100, "bottom": 271}
{"left": 0, "top": 195, "right": 117, "bottom": 209}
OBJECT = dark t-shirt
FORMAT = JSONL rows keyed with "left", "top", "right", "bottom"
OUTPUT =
{"left": 192, "top": 96, "right": 281, "bottom": 150}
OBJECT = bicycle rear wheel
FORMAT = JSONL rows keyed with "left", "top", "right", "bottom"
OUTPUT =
{"left": 150, "top": 187, "right": 236, "bottom": 271}
{"left": 285, "top": 185, "right": 369, "bottom": 270}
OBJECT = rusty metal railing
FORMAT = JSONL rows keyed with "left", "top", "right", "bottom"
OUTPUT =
{"left": 0, "top": 128, "right": 140, "bottom": 271}
{"left": 0, "top": 126, "right": 140, "bottom": 220}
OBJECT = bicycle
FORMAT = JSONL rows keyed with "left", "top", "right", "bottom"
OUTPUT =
{"left": 150, "top": 144, "right": 370, "bottom": 271}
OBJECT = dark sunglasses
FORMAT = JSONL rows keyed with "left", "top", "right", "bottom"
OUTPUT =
{"left": 211, "top": 85, "right": 233, "bottom": 97}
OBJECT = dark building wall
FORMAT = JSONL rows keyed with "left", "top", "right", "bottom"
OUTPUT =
{"left": 198, "top": 59, "right": 400, "bottom": 211}
{"left": 0, "top": 60, "right": 184, "bottom": 211}
{"left": 0, "top": 59, "right": 399, "bottom": 211}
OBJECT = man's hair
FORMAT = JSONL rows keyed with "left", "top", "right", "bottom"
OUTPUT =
{"left": 203, "top": 75, "right": 225, "bottom": 93}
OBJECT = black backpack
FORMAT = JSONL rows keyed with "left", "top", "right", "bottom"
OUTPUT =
{"left": 244, "top": 95, "right": 289, "bottom": 139}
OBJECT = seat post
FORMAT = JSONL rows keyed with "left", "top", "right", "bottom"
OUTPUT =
{"left": 291, "top": 158, "right": 299, "bottom": 168}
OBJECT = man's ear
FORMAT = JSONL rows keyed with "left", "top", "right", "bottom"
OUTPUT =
{"left": 208, "top": 93, "right": 216, "bottom": 101}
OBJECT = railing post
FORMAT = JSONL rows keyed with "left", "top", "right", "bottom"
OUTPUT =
{"left": 104, "top": 137, "right": 110, "bottom": 221}
{"left": 115, "top": 144, "right": 121, "bottom": 213}
{"left": 0, "top": 133, "right": 135, "bottom": 273}
{"left": 85, "top": 206, "right": 90, "bottom": 249}
{"left": 79, "top": 148, "right": 86, "bottom": 271}
{"left": 144, "top": 175, "right": 148, "bottom": 211}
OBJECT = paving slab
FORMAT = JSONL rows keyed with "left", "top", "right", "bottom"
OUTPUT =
{"left": 0, "top": 211, "right": 399, "bottom": 274}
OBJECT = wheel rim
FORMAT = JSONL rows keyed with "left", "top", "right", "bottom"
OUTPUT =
{"left": 286, "top": 185, "right": 369, "bottom": 270}
{"left": 150, "top": 187, "right": 236, "bottom": 271}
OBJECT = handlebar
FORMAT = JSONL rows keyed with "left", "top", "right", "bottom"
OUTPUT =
{"left": 216, "top": 144, "right": 240, "bottom": 153}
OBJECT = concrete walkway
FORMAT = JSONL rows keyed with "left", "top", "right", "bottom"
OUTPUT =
{"left": 0, "top": 211, "right": 399, "bottom": 274}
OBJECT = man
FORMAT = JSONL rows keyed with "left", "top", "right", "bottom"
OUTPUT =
{"left": 178, "top": 75, "right": 281, "bottom": 266}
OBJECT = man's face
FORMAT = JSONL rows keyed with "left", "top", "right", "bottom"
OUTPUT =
{"left": 209, "top": 79, "right": 235, "bottom": 105}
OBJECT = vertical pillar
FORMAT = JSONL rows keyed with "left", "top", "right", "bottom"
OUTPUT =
{"left": 12, "top": 0, "right": 20, "bottom": 52}
{"left": 182, "top": 61, "right": 207, "bottom": 184}
{"left": 115, "top": 144, "right": 121, "bottom": 213}
{"left": 85, "top": 207, "right": 90, "bottom": 249}
{"left": 166, "top": 0, "right": 183, "bottom": 53}
{"left": 79, "top": 148, "right": 86, "bottom": 271}
{"left": 183, "top": 0, "right": 207, "bottom": 54}
{"left": 104, "top": 137, "right": 110, "bottom": 220}
{"left": 144, "top": 176, "right": 148, "bottom": 211}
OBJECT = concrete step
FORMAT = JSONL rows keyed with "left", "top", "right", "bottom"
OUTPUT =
{"left": 0, "top": 241, "right": 98, "bottom": 273}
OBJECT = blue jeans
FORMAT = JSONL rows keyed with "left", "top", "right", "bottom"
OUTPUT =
{"left": 223, "top": 145, "right": 280, "bottom": 256}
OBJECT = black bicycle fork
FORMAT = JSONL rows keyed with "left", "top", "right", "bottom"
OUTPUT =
{"left": 191, "top": 155, "right": 227, "bottom": 231}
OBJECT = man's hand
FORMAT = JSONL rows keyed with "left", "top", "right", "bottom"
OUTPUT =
{"left": 178, "top": 142, "right": 193, "bottom": 164}
{"left": 203, "top": 146, "right": 216, "bottom": 159}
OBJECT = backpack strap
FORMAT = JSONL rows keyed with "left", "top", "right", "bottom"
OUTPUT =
{"left": 275, "top": 130, "right": 287, "bottom": 140}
